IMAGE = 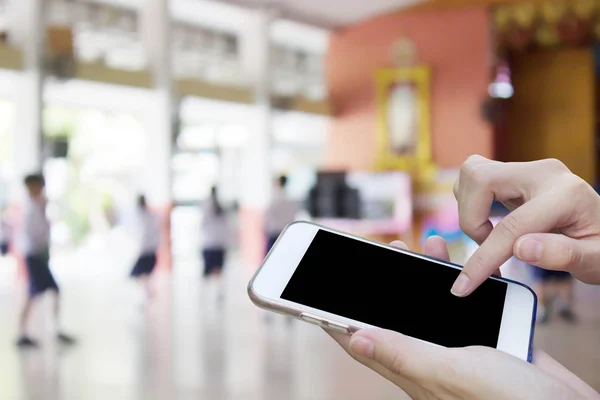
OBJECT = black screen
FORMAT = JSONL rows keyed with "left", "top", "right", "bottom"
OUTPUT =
{"left": 281, "top": 230, "right": 507, "bottom": 348}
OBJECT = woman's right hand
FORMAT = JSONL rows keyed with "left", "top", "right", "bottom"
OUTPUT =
{"left": 451, "top": 155, "right": 600, "bottom": 297}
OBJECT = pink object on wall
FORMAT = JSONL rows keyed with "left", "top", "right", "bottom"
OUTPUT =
{"left": 325, "top": 7, "right": 493, "bottom": 170}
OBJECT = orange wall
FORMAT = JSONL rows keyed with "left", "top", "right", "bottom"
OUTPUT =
{"left": 325, "top": 7, "right": 493, "bottom": 170}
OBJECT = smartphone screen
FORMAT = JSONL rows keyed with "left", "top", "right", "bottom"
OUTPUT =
{"left": 281, "top": 230, "right": 507, "bottom": 348}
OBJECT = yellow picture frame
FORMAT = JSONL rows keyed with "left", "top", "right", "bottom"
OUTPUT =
{"left": 375, "top": 66, "right": 434, "bottom": 180}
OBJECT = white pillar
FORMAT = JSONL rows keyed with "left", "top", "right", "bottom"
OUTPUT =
{"left": 239, "top": 9, "right": 274, "bottom": 210}
{"left": 237, "top": 9, "right": 275, "bottom": 269}
{"left": 6, "top": 0, "right": 44, "bottom": 200}
{"left": 140, "top": 0, "right": 172, "bottom": 207}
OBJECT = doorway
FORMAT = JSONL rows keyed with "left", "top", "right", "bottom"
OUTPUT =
{"left": 502, "top": 48, "right": 595, "bottom": 183}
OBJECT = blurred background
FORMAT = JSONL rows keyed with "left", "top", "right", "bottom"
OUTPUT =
{"left": 0, "top": 0, "right": 599, "bottom": 399}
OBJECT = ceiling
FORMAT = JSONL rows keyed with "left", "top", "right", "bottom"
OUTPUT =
{"left": 214, "top": 0, "right": 424, "bottom": 28}
{"left": 85, "top": 0, "right": 423, "bottom": 30}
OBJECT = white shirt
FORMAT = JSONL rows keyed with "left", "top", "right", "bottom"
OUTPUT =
{"left": 266, "top": 191, "right": 301, "bottom": 235}
{"left": 19, "top": 197, "right": 50, "bottom": 256}
{"left": 201, "top": 202, "right": 229, "bottom": 249}
{"left": 137, "top": 209, "right": 160, "bottom": 255}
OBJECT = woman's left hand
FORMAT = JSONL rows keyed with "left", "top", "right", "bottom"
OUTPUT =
{"left": 326, "top": 236, "right": 599, "bottom": 400}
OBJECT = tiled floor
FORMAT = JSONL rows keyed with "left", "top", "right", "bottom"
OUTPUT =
{"left": 0, "top": 249, "right": 598, "bottom": 400}
{"left": 534, "top": 281, "right": 600, "bottom": 391}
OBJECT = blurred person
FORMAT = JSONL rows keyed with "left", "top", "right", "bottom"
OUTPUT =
{"left": 265, "top": 175, "right": 300, "bottom": 253}
{"left": 264, "top": 175, "right": 300, "bottom": 325}
{"left": 327, "top": 156, "right": 600, "bottom": 400}
{"left": 0, "top": 206, "right": 12, "bottom": 257}
{"left": 531, "top": 266, "right": 576, "bottom": 324}
{"left": 201, "top": 186, "right": 230, "bottom": 303}
{"left": 17, "top": 174, "right": 75, "bottom": 348}
{"left": 130, "top": 195, "right": 160, "bottom": 301}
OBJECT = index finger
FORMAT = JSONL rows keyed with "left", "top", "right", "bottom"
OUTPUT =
{"left": 452, "top": 194, "right": 565, "bottom": 297}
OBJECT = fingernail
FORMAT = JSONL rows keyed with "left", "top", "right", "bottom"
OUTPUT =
{"left": 516, "top": 238, "right": 543, "bottom": 262}
{"left": 451, "top": 273, "right": 470, "bottom": 297}
{"left": 350, "top": 336, "right": 374, "bottom": 359}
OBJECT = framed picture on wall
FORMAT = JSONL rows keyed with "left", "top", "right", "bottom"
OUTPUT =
{"left": 375, "top": 66, "right": 434, "bottom": 181}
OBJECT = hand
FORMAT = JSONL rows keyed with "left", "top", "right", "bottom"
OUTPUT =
{"left": 451, "top": 155, "right": 600, "bottom": 297}
{"left": 327, "top": 237, "right": 599, "bottom": 400}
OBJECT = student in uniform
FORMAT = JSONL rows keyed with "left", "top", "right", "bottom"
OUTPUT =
{"left": 17, "top": 174, "right": 75, "bottom": 348}
{"left": 0, "top": 206, "right": 12, "bottom": 257}
{"left": 531, "top": 267, "right": 577, "bottom": 323}
{"left": 201, "top": 187, "right": 229, "bottom": 280}
{"left": 265, "top": 175, "right": 300, "bottom": 254}
{"left": 129, "top": 195, "right": 160, "bottom": 300}
{"left": 264, "top": 176, "right": 300, "bottom": 324}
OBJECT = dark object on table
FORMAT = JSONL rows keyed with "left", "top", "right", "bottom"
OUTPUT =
{"left": 307, "top": 172, "right": 361, "bottom": 219}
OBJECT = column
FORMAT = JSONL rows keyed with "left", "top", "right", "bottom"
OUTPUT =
{"left": 141, "top": 0, "right": 173, "bottom": 269}
{"left": 6, "top": 0, "right": 44, "bottom": 201}
{"left": 141, "top": 0, "right": 172, "bottom": 206}
{"left": 238, "top": 9, "right": 275, "bottom": 268}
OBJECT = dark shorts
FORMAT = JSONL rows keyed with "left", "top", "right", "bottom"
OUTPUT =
{"left": 531, "top": 266, "right": 572, "bottom": 281}
{"left": 25, "top": 255, "right": 59, "bottom": 297}
{"left": 130, "top": 253, "right": 157, "bottom": 277}
{"left": 202, "top": 248, "right": 225, "bottom": 277}
{"left": 266, "top": 234, "right": 280, "bottom": 255}
{"left": 0, "top": 241, "right": 8, "bottom": 255}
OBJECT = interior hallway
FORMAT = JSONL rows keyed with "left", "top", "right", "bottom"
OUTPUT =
{"left": 0, "top": 252, "right": 597, "bottom": 400}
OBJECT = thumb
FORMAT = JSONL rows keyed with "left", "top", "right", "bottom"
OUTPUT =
{"left": 514, "top": 233, "right": 600, "bottom": 283}
{"left": 349, "top": 328, "right": 448, "bottom": 381}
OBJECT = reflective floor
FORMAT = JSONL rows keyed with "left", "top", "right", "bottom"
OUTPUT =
{"left": 0, "top": 247, "right": 598, "bottom": 400}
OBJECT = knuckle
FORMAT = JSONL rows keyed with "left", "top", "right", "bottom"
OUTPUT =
{"left": 469, "top": 253, "right": 488, "bottom": 273}
{"left": 558, "top": 176, "right": 593, "bottom": 217}
{"left": 464, "top": 154, "right": 487, "bottom": 166}
{"left": 460, "top": 156, "right": 480, "bottom": 178}
{"left": 461, "top": 163, "right": 492, "bottom": 189}
{"left": 541, "top": 158, "right": 569, "bottom": 172}
{"left": 496, "top": 214, "right": 521, "bottom": 241}
{"left": 566, "top": 244, "right": 583, "bottom": 271}
{"left": 565, "top": 175, "right": 591, "bottom": 196}
{"left": 387, "top": 349, "right": 407, "bottom": 376}
{"left": 461, "top": 156, "right": 479, "bottom": 175}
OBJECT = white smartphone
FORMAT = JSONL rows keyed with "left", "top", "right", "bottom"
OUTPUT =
{"left": 248, "top": 221, "right": 537, "bottom": 361}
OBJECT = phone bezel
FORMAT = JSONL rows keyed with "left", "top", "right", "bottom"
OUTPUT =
{"left": 248, "top": 221, "right": 537, "bottom": 362}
